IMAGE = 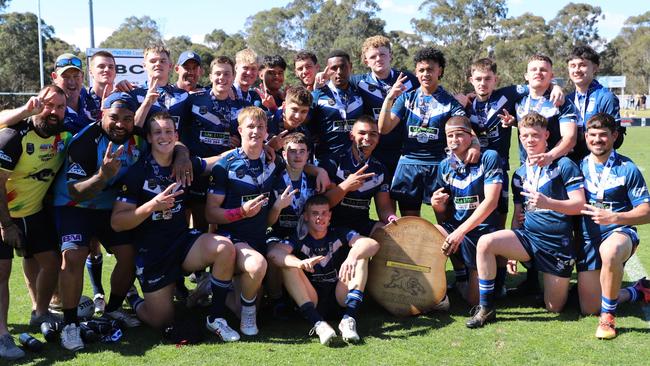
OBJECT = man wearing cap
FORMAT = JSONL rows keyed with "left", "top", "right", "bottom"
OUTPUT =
{"left": 0, "top": 85, "right": 70, "bottom": 360}
{"left": 52, "top": 92, "right": 169, "bottom": 351}
{"left": 175, "top": 51, "right": 205, "bottom": 93}
{"left": 51, "top": 53, "right": 101, "bottom": 134}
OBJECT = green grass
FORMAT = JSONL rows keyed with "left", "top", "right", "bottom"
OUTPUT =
{"left": 7, "top": 128, "right": 650, "bottom": 365}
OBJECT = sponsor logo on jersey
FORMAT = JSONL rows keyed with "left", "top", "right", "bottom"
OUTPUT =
{"left": 62, "top": 234, "right": 82, "bottom": 243}
{"left": 0, "top": 151, "right": 12, "bottom": 162}
{"left": 67, "top": 163, "right": 87, "bottom": 176}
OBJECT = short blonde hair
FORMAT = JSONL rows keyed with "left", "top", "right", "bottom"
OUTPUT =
{"left": 237, "top": 106, "right": 267, "bottom": 127}
{"left": 235, "top": 48, "right": 259, "bottom": 66}
{"left": 143, "top": 44, "right": 170, "bottom": 60}
{"left": 361, "top": 35, "right": 392, "bottom": 57}
{"left": 518, "top": 112, "right": 548, "bottom": 130}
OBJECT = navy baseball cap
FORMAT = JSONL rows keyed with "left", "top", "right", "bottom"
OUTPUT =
{"left": 177, "top": 51, "right": 201, "bottom": 66}
{"left": 54, "top": 53, "right": 83, "bottom": 76}
{"left": 102, "top": 92, "right": 138, "bottom": 113}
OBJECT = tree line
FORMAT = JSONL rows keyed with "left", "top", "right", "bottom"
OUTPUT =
{"left": 1, "top": 0, "right": 649, "bottom": 109}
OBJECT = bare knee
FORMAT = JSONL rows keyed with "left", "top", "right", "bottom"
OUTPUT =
{"left": 247, "top": 255, "right": 268, "bottom": 280}
{"left": 210, "top": 240, "right": 236, "bottom": 263}
{"left": 477, "top": 235, "right": 495, "bottom": 255}
{"left": 599, "top": 243, "right": 628, "bottom": 267}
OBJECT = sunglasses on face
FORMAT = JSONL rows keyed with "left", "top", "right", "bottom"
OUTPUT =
{"left": 55, "top": 57, "right": 82, "bottom": 69}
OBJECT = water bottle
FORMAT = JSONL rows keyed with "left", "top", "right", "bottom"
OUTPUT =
{"left": 18, "top": 333, "right": 44, "bottom": 352}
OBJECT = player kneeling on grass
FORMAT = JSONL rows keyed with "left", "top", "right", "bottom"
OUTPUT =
{"left": 267, "top": 195, "right": 379, "bottom": 345}
{"left": 467, "top": 112, "right": 586, "bottom": 328}
{"left": 431, "top": 116, "right": 503, "bottom": 305}
{"left": 110, "top": 112, "right": 240, "bottom": 341}
{"left": 576, "top": 113, "right": 650, "bottom": 339}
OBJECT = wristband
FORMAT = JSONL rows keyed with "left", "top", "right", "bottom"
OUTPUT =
{"left": 387, "top": 214, "right": 399, "bottom": 223}
{"left": 224, "top": 207, "right": 245, "bottom": 222}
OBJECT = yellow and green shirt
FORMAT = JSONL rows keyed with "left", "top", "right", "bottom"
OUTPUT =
{"left": 0, "top": 120, "right": 71, "bottom": 217}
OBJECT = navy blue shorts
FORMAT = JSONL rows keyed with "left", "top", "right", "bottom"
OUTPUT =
{"left": 332, "top": 218, "right": 377, "bottom": 237}
{"left": 219, "top": 230, "right": 266, "bottom": 255}
{"left": 513, "top": 229, "right": 575, "bottom": 278}
{"left": 441, "top": 223, "right": 494, "bottom": 269}
{"left": 311, "top": 281, "right": 344, "bottom": 320}
{"left": 390, "top": 161, "right": 438, "bottom": 210}
{"left": 0, "top": 210, "right": 58, "bottom": 260}
{"left": 576, "top": 226, "right": 640, "bottom": 272}
{"left": 265, "top": 226, "right": 295, "bottom": 246}
{"left": 136, "top": 229, "right": 201, "bottom": 293}
{"left": 56, "top": 206, "right": 133, "bottom": 252}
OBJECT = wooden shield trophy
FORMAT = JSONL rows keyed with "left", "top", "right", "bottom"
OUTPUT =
{"left": 369, "top": 217, "right": 447, "bottom": 316}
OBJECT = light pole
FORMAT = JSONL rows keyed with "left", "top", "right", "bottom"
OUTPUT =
{"left": 89, "top": 0, "right": 95, "bottom": 48}
{"left": 37, "top": 0, "right": 44, "bottom": 88}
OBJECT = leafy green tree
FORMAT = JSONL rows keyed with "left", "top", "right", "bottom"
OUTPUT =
{"left": 0, "top": 11, "right": 76, "bottom": 107}
{"left": 100, "top": 16, "right": 163, "bottom": 48}
{"left": 608, "top": 12, "right": 650, "bottom": 94}
{"left": 486, "top": 13, "right": 552, "bottom": 87}
{"left": 412, "top": 0, "right": 508, "bottom": 93}
{"left": 548, "top": 3, "right": 604, "bottom": 64}
{"left": 204, "top": 29, "right": 247, "bottom": 59}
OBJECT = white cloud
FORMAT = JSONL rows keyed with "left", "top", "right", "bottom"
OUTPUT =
{"left": 57, "top": 26, "right": 113, "bottom": 51}
{"left": 379, "top": 0, "right": 418, "bottom": 15}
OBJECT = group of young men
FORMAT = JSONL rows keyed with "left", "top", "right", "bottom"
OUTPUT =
{"left": 0, "top": 33, "right": 648, "bottom": 360}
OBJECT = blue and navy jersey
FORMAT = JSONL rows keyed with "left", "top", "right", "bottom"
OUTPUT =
{"left": 63, "top": 87, "right": 101, "bottom": 135}
{"left": 468, "top": 85, "right": 528, "bottom": 169}
{"left": 130, "top": 84, "right": 190, "bottom": 129}
{"left": 391, "top": 86, "right": 466, "bottom": 163}
{"left": 512, "top": 157, "right": 584, "bottom": 251}
{"left": 268, "top": 108, "right": 312, "bottom": 140}
{"left": 53, "top": 122, "right": 147, "bottom": 210}
{"left": 208, "top": 148, "right": 283, "bottom": 248}
{"left": 319, "top": 149, "right": 389, "bottom": 226}
{"left": 350, "top": 69, "right": 419, "bottom": 153}
{"left": 580, "top": 152, "right": 650, "bottom": 241}
{"left": 269, "top": 171, "right": 317, "bottom": 238}
{"left": 309, "top": 81, "right": 364, "bottom": 160}
{"left": 515, "top": 89, "right": 579, "bottom": 163}
{"left": 181, "top": 90, "right": 249, "bottom": 157}
{"left": 569, "top": 80, "right": 621, "bottom": 157}
{"left": 568, "top": 80, "right": 621, "bottom": 127}
{"left": 281, "top": 227, "right": 359, "bottom": 283}
{"left": 436, "top": 150, "right": 503, "bottom": 234}
{"left": 115, "top": 154, "right": 205, "bottom": 259}
{"left": 232, "top": 85, "right": 263, "bottom": 108}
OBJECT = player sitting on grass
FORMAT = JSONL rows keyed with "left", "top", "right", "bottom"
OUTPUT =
{"left": 267, "top": 195, "right": 379, "bottom": 345}
{"left": 467, "top": 112, "right": 585, "bottom": 328}
{"left": 431, "top": 116, "right": 503, "bottom": 305}
{"left": 576, "top": 113, "right": 650, "bottom": 339}
{"left": 111, "top": 112, "right": 239, "bottom": 341}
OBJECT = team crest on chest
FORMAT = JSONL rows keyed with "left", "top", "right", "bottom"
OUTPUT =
{"left": 328, "top": 98, "right": 336, "bottom": 106}
{"left": 236, "top": 168, "right": 246, "bottom": 179}
{"left": 26, "top": 143, "right": 34, "bottom": 155}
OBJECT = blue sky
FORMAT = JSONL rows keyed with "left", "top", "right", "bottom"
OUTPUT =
{"left": 6, "top": 0, "right": 648, "bottom": 50}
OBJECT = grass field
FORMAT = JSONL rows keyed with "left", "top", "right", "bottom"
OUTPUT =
{"left": 6, "top": 128, "right": 650, "bottom": 365}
